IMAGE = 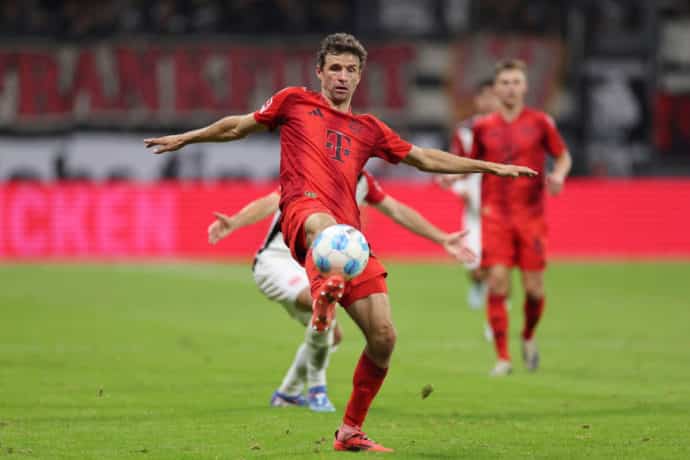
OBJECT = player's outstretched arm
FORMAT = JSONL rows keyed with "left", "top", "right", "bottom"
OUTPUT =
{"left": 374, "top": 195, "right": 477, "bottom": 263}
{"left": 208, "top": 192, "right": 280, "bottom": 245}
{"left": 403, "top": 146, "right": 537, "bottom": 177}
{"left": 145, "top": 113, "right": 266, "bottom": 154}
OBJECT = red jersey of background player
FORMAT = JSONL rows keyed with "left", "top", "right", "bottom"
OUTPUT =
{"left": 254, "top": 86, "right": 411, "bottom": 230}
{"left": 470, "top": 108, "right": 566, "bottom": 219}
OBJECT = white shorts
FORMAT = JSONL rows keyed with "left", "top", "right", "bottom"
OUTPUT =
{"left": 252, "top": 248, "right": 311, "bottom": 326}
{"left": 452, "top": 174, "right": 482, "bottom": 270}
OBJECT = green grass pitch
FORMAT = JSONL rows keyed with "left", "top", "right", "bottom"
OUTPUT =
{"left": 1, "top": 261, "right": 689, "bottom": 459}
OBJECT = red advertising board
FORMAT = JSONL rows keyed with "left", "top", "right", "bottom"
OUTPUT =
{"left": 0, "top": 180, "right": 689, "bottom": 261}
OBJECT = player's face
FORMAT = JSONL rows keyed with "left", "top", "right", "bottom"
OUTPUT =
{"left": 494, "top": 69, "right": 528, "bottom": 108}
{"left": 474, "top": 86, "right": 499, "bottom": 115}
{"left": 317, "top": 53, "right": 362, "bottom": 105}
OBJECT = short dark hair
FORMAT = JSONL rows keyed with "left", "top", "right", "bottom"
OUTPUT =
{"left": 494, "top": 59, "right": 527, "bottom": 80}
{"left": 316, "top": 33, "right": 368, "bottom": 70}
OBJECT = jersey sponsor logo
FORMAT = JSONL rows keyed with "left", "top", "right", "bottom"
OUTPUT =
{"left": 325, "top": 129, "right": 352, "bottom": 162}
{"left": 309, "top": 108, "right": 324, "bottom": 118}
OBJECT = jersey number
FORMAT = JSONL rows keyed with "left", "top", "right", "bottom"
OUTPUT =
{"left": 326, "top": 129, "right": 351, "bottom": 162}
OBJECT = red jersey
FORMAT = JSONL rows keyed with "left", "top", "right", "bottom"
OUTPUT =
{"left": 254, "top": 87, "right": 411, "bottom": 229}
{"left": 470, "top": 108, "right": 566, "bottom": 219}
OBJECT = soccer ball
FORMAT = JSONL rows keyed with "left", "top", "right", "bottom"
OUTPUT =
{"left": 311, "top": 224, "right": 370, "bottom": 279}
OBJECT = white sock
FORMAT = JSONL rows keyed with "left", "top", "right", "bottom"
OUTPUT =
{"left": 277, "top": 342, "right": 308, "bottom": 396}
{"left": 305, "top": 321, "right": 334, "bottom": 390}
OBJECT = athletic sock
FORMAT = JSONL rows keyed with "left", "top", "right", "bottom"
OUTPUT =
{"left": 277, "top": 342, "right": 308, "bottom": 396}
{"left": 522, "top": 295, "right": 545, "bottom": 341}
{"left": 342, "top": 352, "right": 388, "bottom": 430}
{"left": 487, "top": 294, "right": 510, "bottom": 361}
{"left": 305, "top": 321, "right": 335, "bottom": 389}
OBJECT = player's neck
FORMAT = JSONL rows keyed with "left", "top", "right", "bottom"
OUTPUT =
{"left": 321, "top": 90, "right": 352, "bottom": 113}
{"left": 499, "top": 103, "right": 524, "bottom": 122}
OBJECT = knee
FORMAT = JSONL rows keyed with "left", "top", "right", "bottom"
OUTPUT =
{"left": 524, "top": 279, "right": 544, "bottom": 300}
{"left": 488, "top": 273, "right": 509, "bottom": 296}
{"left": 368, "top": 323, "right": 397, "bottom": 359}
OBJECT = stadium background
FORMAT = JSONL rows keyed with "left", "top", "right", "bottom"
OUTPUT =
{"left": 1, "top": 0, "right": 689, "bottom": 261}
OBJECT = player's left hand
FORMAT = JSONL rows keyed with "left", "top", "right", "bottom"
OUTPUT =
{"left": 546, "top": 173, "right": 565, "bottom": 195}
{"left": 494, "top": 164, "right": 538, "bottom": 177}
{"left": 208, "top": 212, "right": 236, "bottom": 244}
{"left": 144, "top": 134, "right": 188, "bottom": 154}
{"left": 442, "top": 230, "right": 477, "bottom": 264}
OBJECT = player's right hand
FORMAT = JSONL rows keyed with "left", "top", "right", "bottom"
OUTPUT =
{"left": 494, "top": 164, "right": 538, "bottom": 177}
{"left": 208, "top": 212, "right": 236, "bottom": 244}
{"left": 144, "top": 134, "right": 188, "bottom": 154}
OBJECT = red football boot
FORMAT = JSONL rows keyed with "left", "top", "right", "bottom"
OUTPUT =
{"left": 311, "top": 274, "right": 345, "bottom": 332}
{"left": 333, "top": 429, "right": 393, "bottom": 453}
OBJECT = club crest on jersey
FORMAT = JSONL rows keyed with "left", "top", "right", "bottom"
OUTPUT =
{"left": 304, "top": 191, "right": 318, "bottom": 199}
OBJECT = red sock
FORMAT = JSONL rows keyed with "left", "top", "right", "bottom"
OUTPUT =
{"left": 343, "top": 352, "right": 388, "bottom": 429}
{"left": 487, "top": 294, "right": 510, "bottom": 361}
{"left": 522, "top": 295, "right": 545, "bottom": 340}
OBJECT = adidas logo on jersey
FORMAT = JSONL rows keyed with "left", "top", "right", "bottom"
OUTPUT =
{"left": 309, "top": 108, "right": 324, "bottom": 118}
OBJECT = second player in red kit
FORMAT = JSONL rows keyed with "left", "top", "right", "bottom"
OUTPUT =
{"left": 469, "top": 59, "right": 572, "bottom": 376}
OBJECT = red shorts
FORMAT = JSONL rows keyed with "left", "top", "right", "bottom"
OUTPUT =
{"left": 281, "top": 197, "right": 388, "bottom": 307}
{"left": 481, "top": 216, "right": 547, "bottom": 271}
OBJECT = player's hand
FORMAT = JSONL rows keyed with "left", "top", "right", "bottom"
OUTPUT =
{"left": 494, "top": 164, "right": 538, "bottom": 177}
{"left": 442, "top": 230, "right": 478, "bottom": 264}
{"left": 208, "top": 212, "right": 236, "bottom": 244}
{"left": 546, "top": 173, "right": 565, "bottom": 195}
{"left": 144, "top": 134, "right": 188, "bottom": 154}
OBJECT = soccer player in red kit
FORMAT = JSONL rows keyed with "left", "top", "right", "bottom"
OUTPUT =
{"left": 145, "top": 34, "right": 536, "bottom": 452}
{"left": 469, "top": 60, "right": 572, "bottom": 376}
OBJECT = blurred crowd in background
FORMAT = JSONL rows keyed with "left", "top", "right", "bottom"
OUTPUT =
{"left": 1, "top": 0, "right": 565, "bottom": 39}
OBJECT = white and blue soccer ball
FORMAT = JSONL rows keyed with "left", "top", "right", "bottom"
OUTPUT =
{"left": 311, "top": 225, "right": 370, "bottom": 279}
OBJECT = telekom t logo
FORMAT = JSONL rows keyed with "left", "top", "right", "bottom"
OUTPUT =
{"left": 325, "top": 129, "right": 351, "bottom": 162}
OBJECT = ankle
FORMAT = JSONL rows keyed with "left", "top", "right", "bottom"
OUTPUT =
{"left": 337, "top": 423, "right": 361, "bottom": 440}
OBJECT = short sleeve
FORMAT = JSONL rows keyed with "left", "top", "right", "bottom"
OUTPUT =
{"left": 362, "top": 170, "right": 386, "bottom": 205}
{"left": 372, "top": 118, "right": 412, "bottom": 164}
{"left": 253, "top": 87, "right": 300, "bottom": 131}
{"left": 541, "top": 114, "right": 567, "bottom": 157}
